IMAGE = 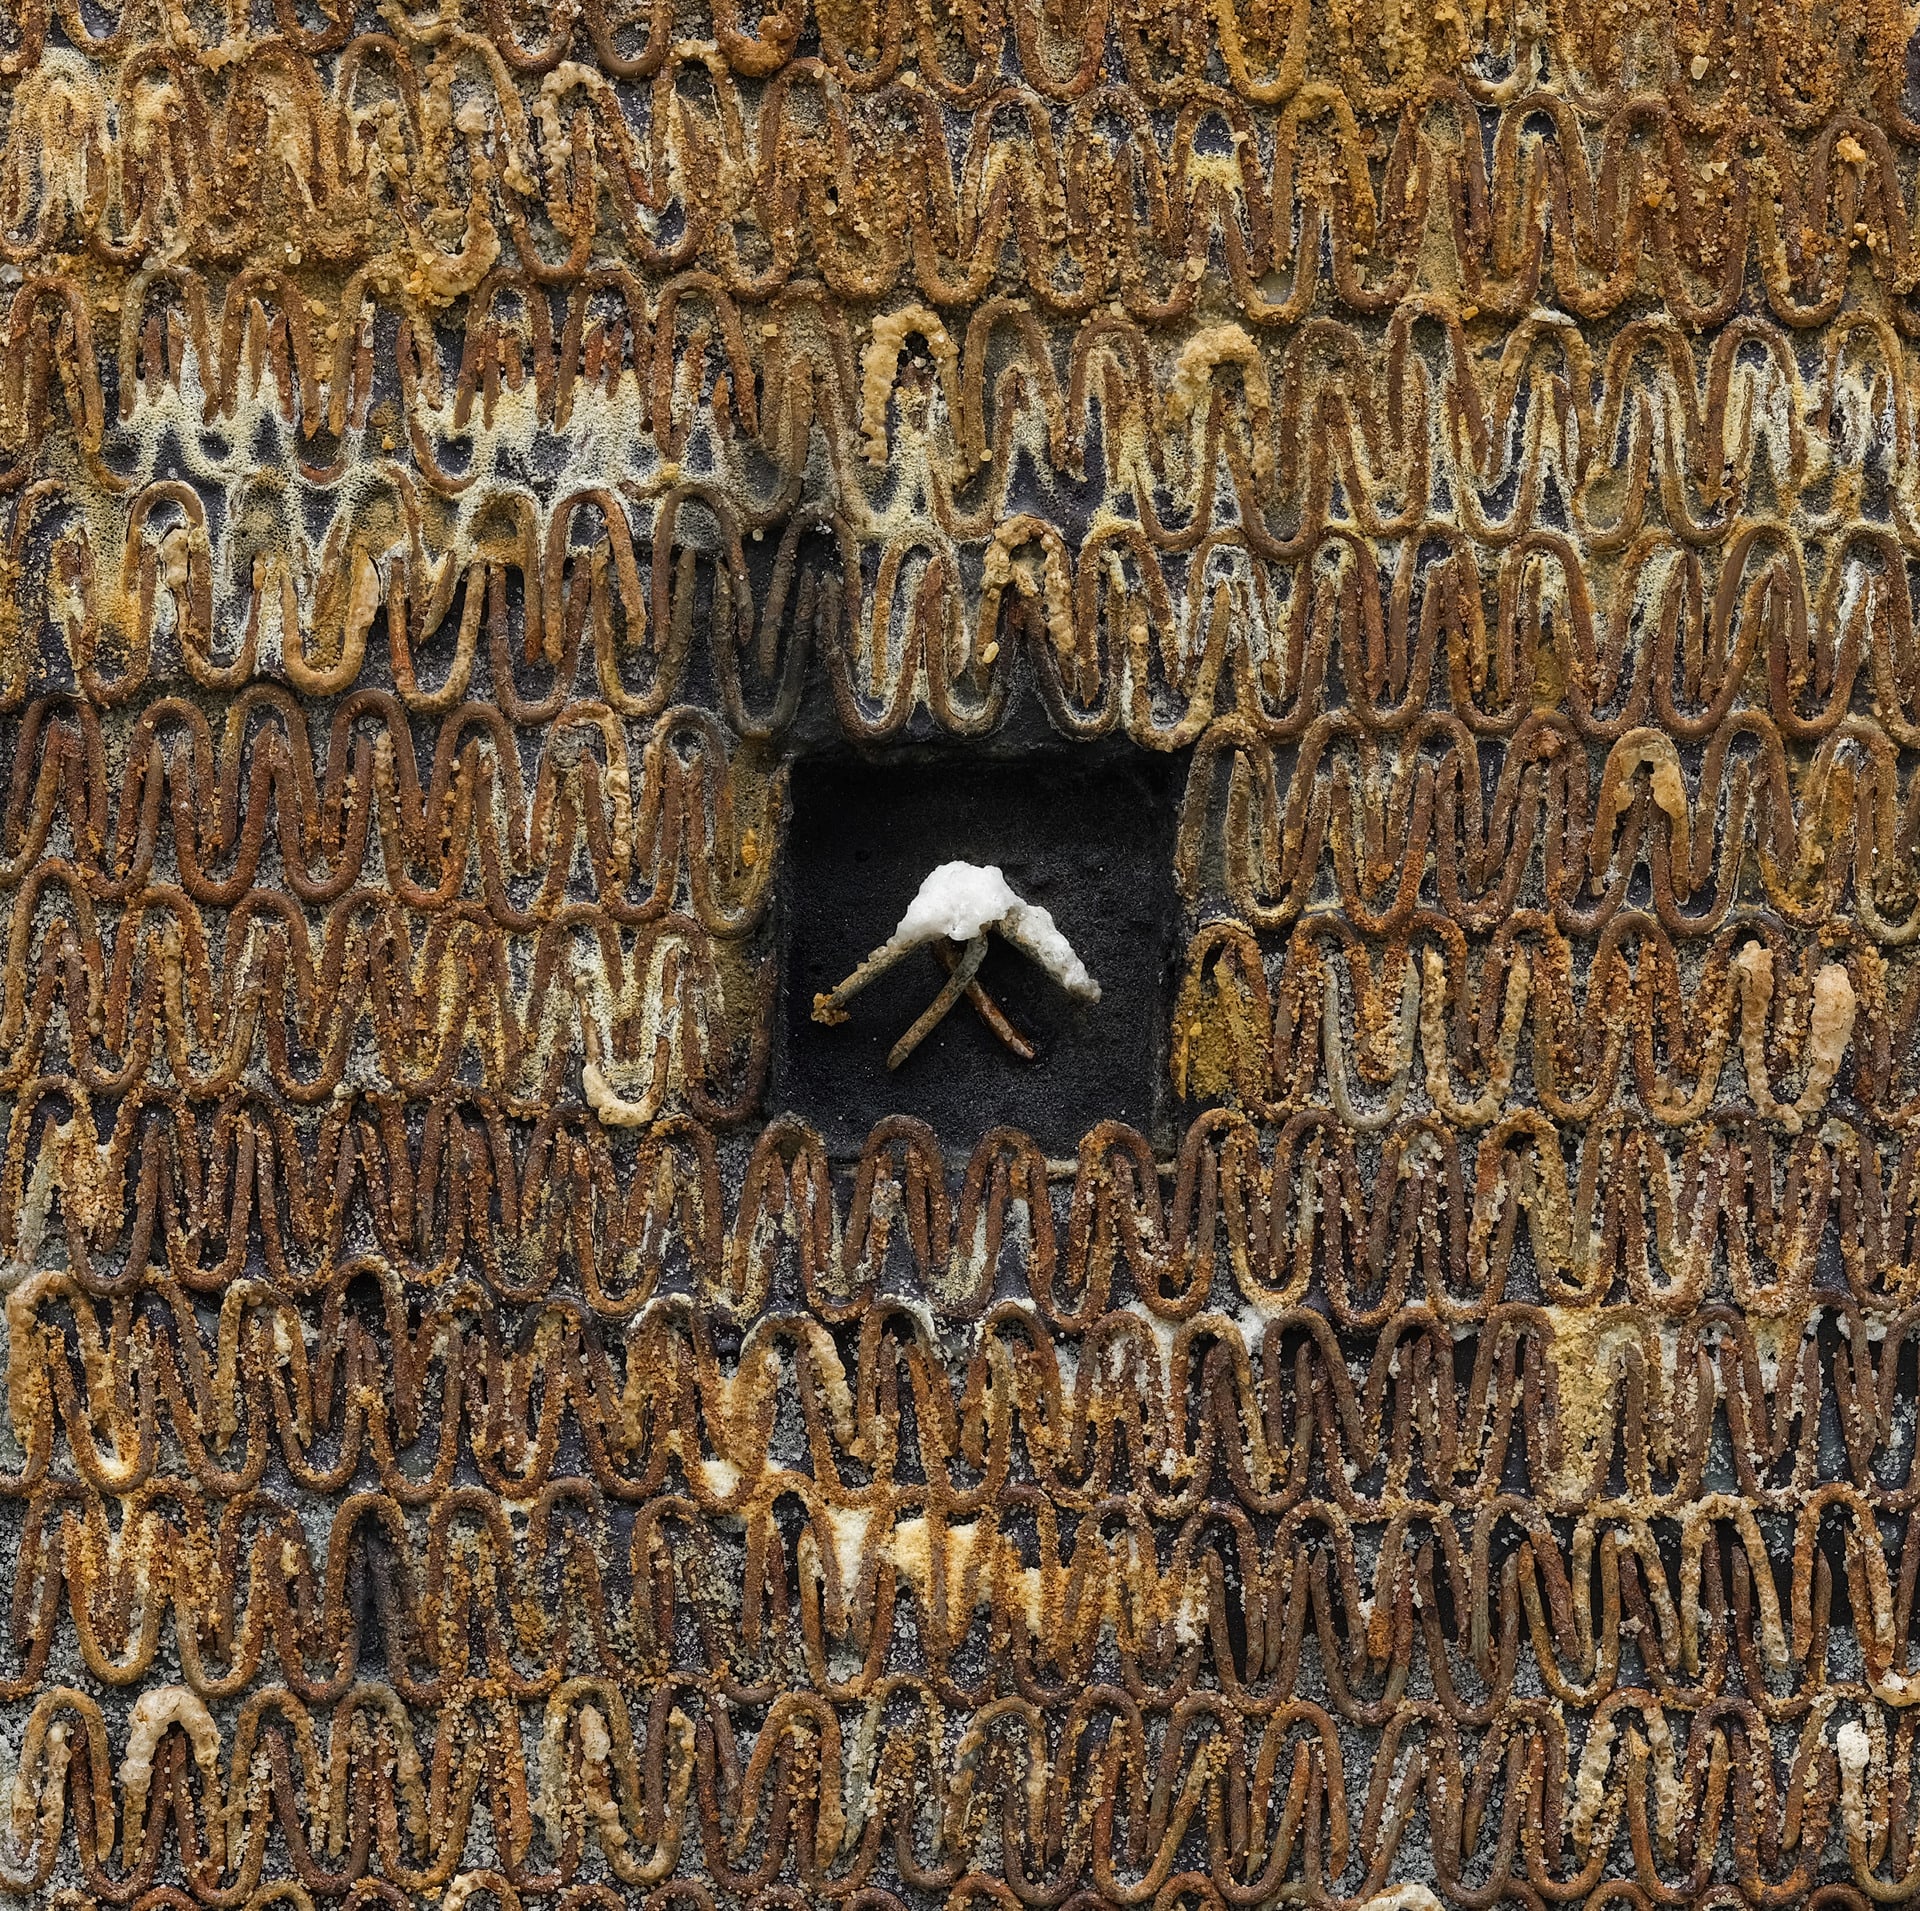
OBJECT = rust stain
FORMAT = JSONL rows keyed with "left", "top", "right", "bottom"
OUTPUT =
{"left": 0, "top": 1, "right": 1915, "bottom": 1908}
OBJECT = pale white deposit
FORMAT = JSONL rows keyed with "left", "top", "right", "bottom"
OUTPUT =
{"left": 888, "top": 862, "right": 1099, "bottom": 1001}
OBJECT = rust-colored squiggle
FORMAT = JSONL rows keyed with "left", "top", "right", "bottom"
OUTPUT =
{"left": 3, "top": 1, "right": 1920, "bottom": 1908}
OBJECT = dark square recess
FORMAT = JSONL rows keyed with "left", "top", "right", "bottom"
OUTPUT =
{"left": 780, "top": 748, "right": 1184, "bottom": 1155}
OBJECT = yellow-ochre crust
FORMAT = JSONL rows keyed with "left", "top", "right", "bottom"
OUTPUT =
{"left": 0, "top": 2, "right": 1915, "bottom": 1907}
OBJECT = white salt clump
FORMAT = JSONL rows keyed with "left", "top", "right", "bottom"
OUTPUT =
{"left": 894, "top": 861, "right": 1024, "bottom": 942}
{"left": 582, "top": 1058, "right": 649, "bottom": 1127}
{"left": 1838, "top": 1719, "right": 1872, "bottom": 1776}
{"left": 888, "top": 861, "right": 1100, "bottom": 1001}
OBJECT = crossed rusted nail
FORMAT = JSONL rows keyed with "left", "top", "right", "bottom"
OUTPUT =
{"left": 812, "top": 861, "right": 1100, "bottom": 1069}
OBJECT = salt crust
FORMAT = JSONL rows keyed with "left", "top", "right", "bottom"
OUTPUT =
{"left": 887, "top": 861, "right": 1100, "bottom": 1002}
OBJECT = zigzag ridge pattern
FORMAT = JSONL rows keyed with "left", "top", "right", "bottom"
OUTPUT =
{"left": 7, "top": 0, "right": 1920, "bottom": 1906}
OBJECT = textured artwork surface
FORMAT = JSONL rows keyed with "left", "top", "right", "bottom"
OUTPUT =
{"left": 2, "top": 3, "right": 1917, "bottom": 1909}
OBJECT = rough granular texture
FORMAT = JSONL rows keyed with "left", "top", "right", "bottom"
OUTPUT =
{"left": 2, "top": 3, "right": 1918, "bottom": 1910}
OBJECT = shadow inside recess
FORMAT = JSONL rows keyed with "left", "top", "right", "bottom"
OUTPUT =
{"left": 778, "top": 745, "right": 1186, "bottom": 1157}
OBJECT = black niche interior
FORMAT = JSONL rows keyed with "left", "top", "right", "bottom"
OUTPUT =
{"left": 779, "top": 746, "right": 1185, "bottom": 1156}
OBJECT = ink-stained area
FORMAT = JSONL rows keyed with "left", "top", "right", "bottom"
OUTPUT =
{"left": 783, "top": 748, "right": 1181, "bottom": 1152}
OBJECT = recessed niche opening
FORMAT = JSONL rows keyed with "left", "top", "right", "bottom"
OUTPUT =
{"left": 778, "top": 745, "right": 1187, "bottom": 1157}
